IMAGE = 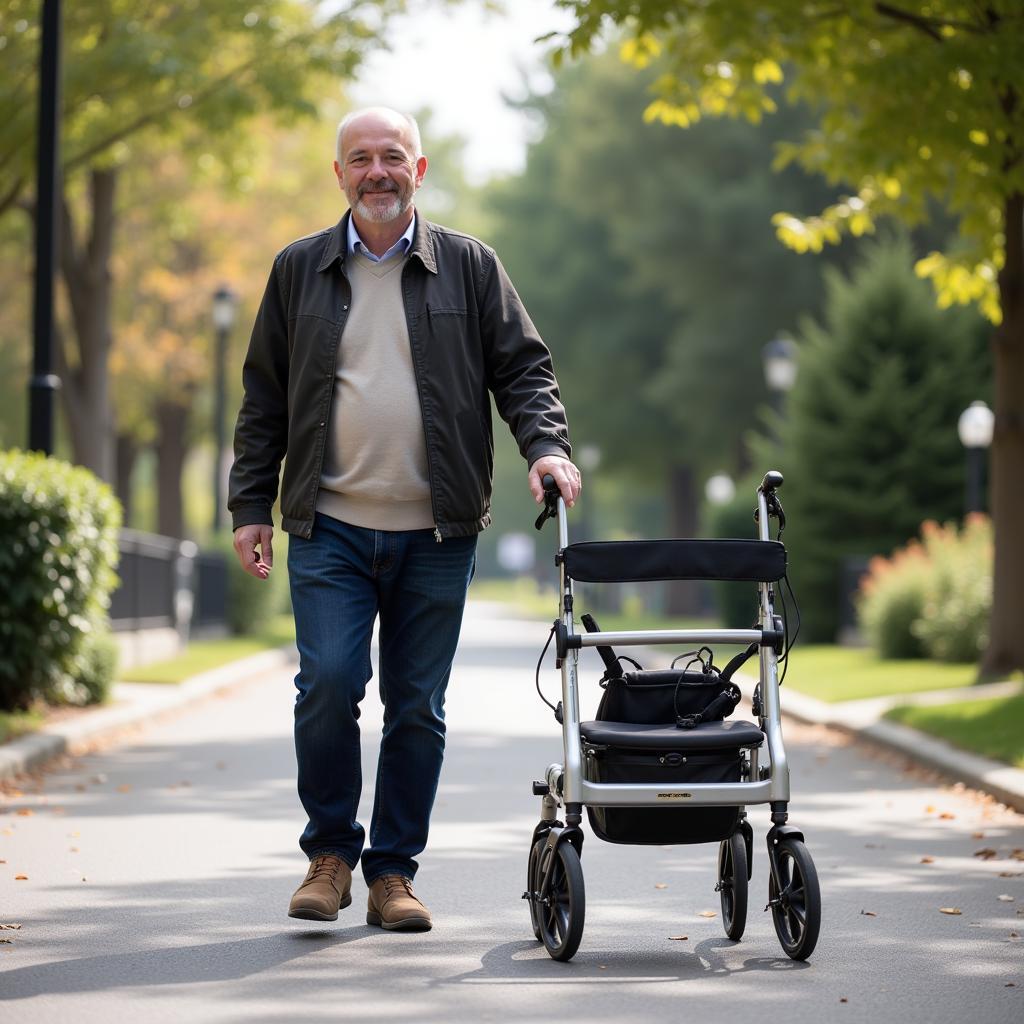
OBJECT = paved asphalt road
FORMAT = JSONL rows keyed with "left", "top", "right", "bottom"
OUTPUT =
{"left": 1, "top": 602, "right": 1021, "bottom": 1022}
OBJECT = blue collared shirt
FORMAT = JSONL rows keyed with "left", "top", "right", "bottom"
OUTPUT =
{"left": 347, "top": 213, "right": 416, "bottom": 263}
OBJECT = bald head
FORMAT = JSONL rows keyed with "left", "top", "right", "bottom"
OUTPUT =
{"left": 336, "top": 107, "right": 422, "bottom": 165}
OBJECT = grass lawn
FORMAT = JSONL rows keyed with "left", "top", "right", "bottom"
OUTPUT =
{"left": 776, "top": 645, "right": 980, "bottom": 703}
{"left": 121, "top": 615, "right": 296, "bottom": 684}
{"left": 886, "top": 691, "right": 1024, "bottom": 768}
{"left": 0, "top": 708, "right": 45, "bottom": 745}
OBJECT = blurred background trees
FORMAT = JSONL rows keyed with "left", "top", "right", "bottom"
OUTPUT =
{"left": 1, "top": 0, "right": 1010, "bottom": 673}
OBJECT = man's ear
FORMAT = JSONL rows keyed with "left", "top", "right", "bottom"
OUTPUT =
{"left": 333, "top": 159, "right": 344, "bottom": 191}
{"left": 414, "top": 155, "right": 428, "bottom": 189}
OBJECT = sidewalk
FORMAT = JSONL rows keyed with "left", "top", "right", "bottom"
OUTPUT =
{"left": 2, "top": 617, "right": 1023, "bottom": 813}
{"left": 0, "top": 646, "right": 296, "bottom": 783}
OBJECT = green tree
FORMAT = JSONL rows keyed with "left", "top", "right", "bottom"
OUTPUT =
{"left": 757, "top": 237, "right": 989, "bottom": 641}
{"left": 0, "top": 0, "right": 396, "bottom": 483}
{"left": 490, "top": 49, "right": 840, "bottom": 610}
{"left": 553, "top": 0, "right": 1024, "bottom": 672}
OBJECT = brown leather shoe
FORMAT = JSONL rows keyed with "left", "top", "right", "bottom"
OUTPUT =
{"left": 288, "top": 855, "right": 352, "bottom": 921}
{"left": 366, "top": 874, "right": 432, "bottom": 931}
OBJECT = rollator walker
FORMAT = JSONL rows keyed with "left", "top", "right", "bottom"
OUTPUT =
{"left": 523, "top": 471, "right": 821, "bottom": 962}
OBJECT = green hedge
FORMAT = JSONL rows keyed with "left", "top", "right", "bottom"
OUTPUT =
{"left": 0, "top": 450, "right": 122, "bottom": 710}
{"left": 857, "top": 516, "right": 991, "bottom": 663}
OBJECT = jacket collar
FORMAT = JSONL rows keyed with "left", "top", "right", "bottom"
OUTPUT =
{"left": 317, "top": 209, "right": 438, "bottom": 275}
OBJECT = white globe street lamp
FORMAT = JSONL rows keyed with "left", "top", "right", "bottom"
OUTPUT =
{"left": 957, "top": 400, "right": 994, "bottom": 515}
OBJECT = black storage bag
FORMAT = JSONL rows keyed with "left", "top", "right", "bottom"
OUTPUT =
{"left": 585, "top": 745, "right": 742, "bottom": 845}
{"left": 585, "top": 666, "right": 746, "bottom": 845}
{"left": 596, "top": 669, "right": 733, "bottom": 725}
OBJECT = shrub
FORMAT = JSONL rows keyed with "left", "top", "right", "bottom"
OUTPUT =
{"left": 913, "top": 516, "right": 992, "bottom": 663}
{"left": 857, "top": 542, "right": 930, "bottom": 659}
{"left": 857, "top": 516, "right": 992, "bottom": 663}
{"left": 0, "top": 450, "right": 121, "bottom": 710}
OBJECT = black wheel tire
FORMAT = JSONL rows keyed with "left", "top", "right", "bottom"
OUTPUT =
{"left": 527, "top": 838, "right": 544, "bottom": 941}
{"left": 769, "top": 838, "right": 821, "bottom": 960}
{"left": 537, "top": 841, "right": 585, "bottom": 962}
{"left": 718, "top": 831, "right": 748, "bottom": 941}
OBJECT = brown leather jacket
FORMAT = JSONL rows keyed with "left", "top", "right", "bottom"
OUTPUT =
{"left": 228, "top": 212, "right": 571, "bottom": 539}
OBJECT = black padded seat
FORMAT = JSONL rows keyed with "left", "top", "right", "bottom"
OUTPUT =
{"left": 580, "top": 719, "right": 764, "bottom": 751}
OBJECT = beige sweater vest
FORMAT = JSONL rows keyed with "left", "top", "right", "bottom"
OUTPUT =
{"left": 316, "top": 252, "right": 434, "bottom": 531}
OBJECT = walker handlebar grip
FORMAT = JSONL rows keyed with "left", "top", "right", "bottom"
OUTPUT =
{"left": 534, "top": 474, "right": 561, "bottom": 530}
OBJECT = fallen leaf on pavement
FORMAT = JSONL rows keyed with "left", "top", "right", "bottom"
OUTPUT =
{"left": 116, "top": 784, "right": 132, "bottom": 793}
{"left": 0, "top": 938, "right": 13, "bottom": 945}
{"left": 0, "top": 924, "right": 21, "bottom": 930}
{"left": 998, "top": 872, "right": 1023, "bottom": 878}
{"left": 1006, "top": 982, "right": 1017, "bottom": 987}
{"left": 839, "top": 997, "right": 848, "bottom": 1004}
{"left": 698, "top": 911, "right": 717, "bottom": 918}
{"left": 14, "top": 875, "right": 27, "bottom": 881}
{"left": 668, "top": 935, "right": 688, "bottom": 941}
{"left": 860, "top": 910, "right": 877, "bottom": 917}
{"left": 91, "top": 775, "right": 106, "bottom": 785}
{"left": 997, "top": 894, "right": 1015, "bottom": 902}
{"left": 1010, "top": 849, "right": 1024, "bottom": 861}
{"left": 920, "top": 856, "right": 935, "bottom": 864}
{"left": 938, "top": 812, "right": 956, "bottom": 820}
{"left": 974, "top": 849, "right": 999, "bottom": 860}
{"left": 1010, "top": 932, "right": 1020, "bottom": 939}
{"left": 654, "top": 883, "right": 668, "bottom": 890}
{"left": 972, "top": 832, "right": 985, "bottom": 839}
{"left": 15, "top": 809, "right": 33, "bottom": 817}
{"left": 939, "top": 907, "right": 962, "bottom": 915}
{"left": 925, "top": 805, "right": 936, "bottom": 814}
{"left": 69, "top": 847, "right": 79, "bottom": 853}
{"left": 74, "top": 785, "right": 86, "bottom": 793}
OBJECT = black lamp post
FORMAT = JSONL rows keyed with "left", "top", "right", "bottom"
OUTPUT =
{"left": 28, "top": 0, "right": 63, "bottom": 454}
{"left": 957, "top": 400, "right": 994, "bottom": 515}
{"left": 211, "top": 286, "right": 237, "bottom": 533}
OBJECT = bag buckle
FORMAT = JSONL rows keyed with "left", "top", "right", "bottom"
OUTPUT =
{"left": 676, "top": 713, "right": 701, "bottom": 730}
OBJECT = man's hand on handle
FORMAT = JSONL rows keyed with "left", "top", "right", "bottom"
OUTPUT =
{"left": 233, "top": 524, "right": 274, "bottom": 580}
{"left": 529, "top": 455, "right": 582, "bottom": 508}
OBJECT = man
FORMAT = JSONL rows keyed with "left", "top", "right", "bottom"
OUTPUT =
{"left": 228, "top": 107, "right": 580, "bottom": 932}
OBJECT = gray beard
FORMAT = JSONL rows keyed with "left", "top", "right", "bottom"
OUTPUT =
{"left": 355, "top": 192, "right": 410, "bottom": 223}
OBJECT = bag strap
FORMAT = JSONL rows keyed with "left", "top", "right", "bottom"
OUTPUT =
{"left": 675, "top": 682, "right": 742, "bottom": 730}
{"left": 720, "top": 642, "right": 759, "bottom": 682}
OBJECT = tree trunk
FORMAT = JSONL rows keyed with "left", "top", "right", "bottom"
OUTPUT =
{"left": 155, "top": 400, "right": 189, "bottom": 539}
{"left": 115, "top": 432, "right": 137, "bottom": 527}
{"left": 981, "top": 191, "right": 1024, "bottom": 676}
{"left": 665, "top": 463, "right": 702, "bottom": 616}
{"left": 58, "top": 167, "right": 117, "bottom": 482}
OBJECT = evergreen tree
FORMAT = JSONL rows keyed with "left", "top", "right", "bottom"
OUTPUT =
{"left": 764, "top": 237, "right": 990, "bottom": 640}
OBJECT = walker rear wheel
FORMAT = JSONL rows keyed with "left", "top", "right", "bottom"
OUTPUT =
{"left": 769, "top": 838, "right": 820, "bottom": 960}
{"left": 537, "top": 841, "right": 585, "bottom": 962}
{"left": 717, "top": 831, "right": 748, "bottom": 940}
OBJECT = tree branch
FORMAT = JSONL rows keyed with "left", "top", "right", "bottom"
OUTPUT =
{"left": 873, "top": 3, "right": 984, "bottom": 39}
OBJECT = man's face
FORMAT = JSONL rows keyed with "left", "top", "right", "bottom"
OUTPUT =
{"left": 334, "top": 113, "right": 427, "bottom": 224}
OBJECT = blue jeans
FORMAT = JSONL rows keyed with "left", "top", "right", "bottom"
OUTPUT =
{"left": 287, "top": 512, "right": 477, "bottom": 884}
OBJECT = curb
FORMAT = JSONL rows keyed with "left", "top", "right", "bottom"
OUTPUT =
{"left": 768, "top": 681, "right": 1024, "bottom": 813}
{"left": 0, "top": 646, "right": 296, "bottom": 783}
